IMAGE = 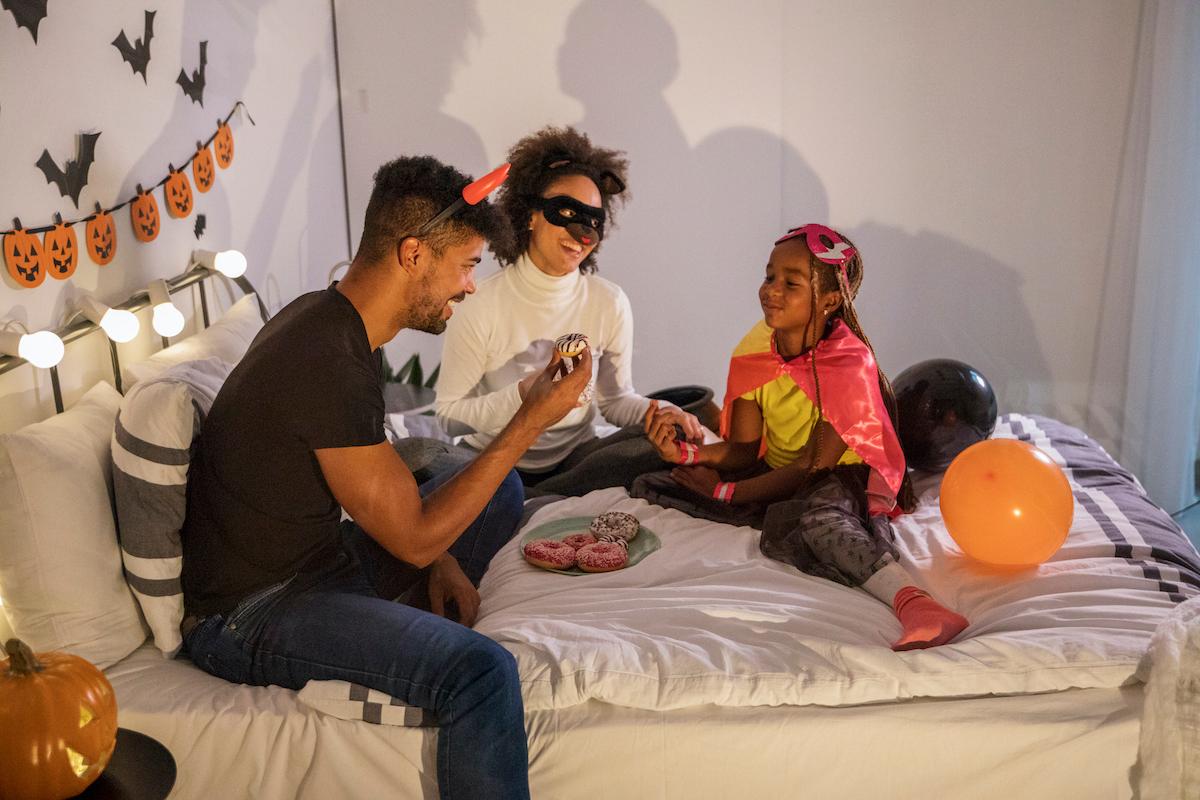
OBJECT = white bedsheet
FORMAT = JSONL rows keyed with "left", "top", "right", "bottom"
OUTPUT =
{"left": 477, "top": 485, "right": 1183, "bottom": 712}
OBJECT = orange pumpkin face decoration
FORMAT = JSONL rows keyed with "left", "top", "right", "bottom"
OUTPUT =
{"left": 4, "top": 221, "right": 46, "bottom": 288}
{"left": 0, "top": 639, "right": 118, "bottom": 800}
{"left": 192, "top": 141, "right": 215, "bottom": 193}
{"left": 86, "top": 205, "right": 116, "bottom": 266}
{"left": 214, "top": 120, "right": 234, "bottom": 168}
{"left": 130, "top": 185, "right": 160, "bottom": 242}
{"left": 164, "top": 167, "right": 193, "bottom": 219}
{"left": 44, "top": 214, "right": 78, "bottom": 280}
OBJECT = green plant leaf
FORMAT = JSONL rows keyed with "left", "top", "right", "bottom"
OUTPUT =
{"left": 424, "top": 363, "right": 440, "bottom": 389}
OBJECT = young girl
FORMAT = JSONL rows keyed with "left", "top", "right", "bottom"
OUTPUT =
{"left": 632, "top": 224, "right": 969, "bottom": 651}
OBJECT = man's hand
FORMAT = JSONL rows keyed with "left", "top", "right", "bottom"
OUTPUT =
{"left": 516, "top": 348, "right": 593, "bottom": 431}
{"left": 427, "top": 553, "right": 480, "bottom": 627}
{"left": 670, "top": 464, "right": 721, "bottom": 498}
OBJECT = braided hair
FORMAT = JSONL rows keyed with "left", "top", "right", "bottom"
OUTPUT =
{"left": 801, "top": 235, "right": 916, "bottom": 513}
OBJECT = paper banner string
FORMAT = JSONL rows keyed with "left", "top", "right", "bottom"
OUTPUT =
{"left": 4, "top": 101, "right": 254, "bottom": 238}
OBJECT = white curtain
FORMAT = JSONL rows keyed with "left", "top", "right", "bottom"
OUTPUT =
{"left": 1089, "top": 0, "right": 1200, "bottom": 514}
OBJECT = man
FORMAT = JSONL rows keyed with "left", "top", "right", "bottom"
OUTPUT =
{"left": 181, "top": 156, "right": 589, "bottom": 800}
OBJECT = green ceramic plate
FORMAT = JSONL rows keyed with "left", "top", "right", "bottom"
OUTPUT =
{"left": 521, "top": 515, "right": 662, "bottom": 576}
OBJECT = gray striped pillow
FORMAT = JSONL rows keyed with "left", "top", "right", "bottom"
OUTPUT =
{"left": 112, "top": 357, "right": 232, "bottom": 655}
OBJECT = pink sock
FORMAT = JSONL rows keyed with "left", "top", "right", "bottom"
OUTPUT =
{"left": 891, "top": 586, "right": 969, "bottom": 651}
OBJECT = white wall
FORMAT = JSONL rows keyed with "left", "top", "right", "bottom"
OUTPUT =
{"left": 0, "top": 0, "right": 347, "bottom": 432}
{"left": 336, "top": 1, "right": 1142, "bottom": 448}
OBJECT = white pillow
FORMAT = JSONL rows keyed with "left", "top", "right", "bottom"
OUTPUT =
{"left": 126, "top": 293, "right": 263, "bottom": 385}
{"left": 0, "top": 382, "right": 147, "bottom": 669}
{"left": 113, "top": 357, "right": 232, "bottom": 656}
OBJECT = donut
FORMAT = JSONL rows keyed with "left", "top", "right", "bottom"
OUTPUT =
{"left": 563, "top": 532, "right": 598, "bottom": 550}
{"left": 576, "top": 541, "right": 629, "bottom": 572}
{"left": 555, "top": 332, "right": 589, "bottom": 359}
{"left": 589, "top": 511, "right": 639, "bottom": 543}
{"left": 523, "top": 538, "right": 577, "bottom": 571}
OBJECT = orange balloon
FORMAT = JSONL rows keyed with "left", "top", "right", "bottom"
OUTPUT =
{"left": 939, "top": 439, "right": 1074, "bottom": 566}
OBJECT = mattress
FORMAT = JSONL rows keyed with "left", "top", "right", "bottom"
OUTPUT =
{"left": 104, "top": 413, "right": 1195, "bottom": 798}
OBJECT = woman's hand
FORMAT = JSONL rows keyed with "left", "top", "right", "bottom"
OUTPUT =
{"left": 670, "top": 465, "right": 721, "bottom": 497}
{"left": 643, "top": 400, "right": 681, "bottom": 462}
{"left": 427, "top": 553, "right": 480, "bottom": 627}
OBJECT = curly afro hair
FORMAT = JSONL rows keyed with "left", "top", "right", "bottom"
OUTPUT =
{"left": 356, "top": 155, "right": 513, "bottom": 265}
{"left": 493, "top": 126, "right": 629, "bottom": 273}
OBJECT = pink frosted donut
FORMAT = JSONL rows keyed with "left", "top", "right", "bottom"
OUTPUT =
{"left": 576, "top": 541, "right": 629, "bottom": 573}
{"left": 563, "top": 532, "right": 598, "bottom": 550}
{"left": 589, "top": 511, "right": 639, "bottom": 543}
{"left": 523, "top": 538, "right": 576, "bottom": 571}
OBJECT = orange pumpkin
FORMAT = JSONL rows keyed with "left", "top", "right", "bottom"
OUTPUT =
{"left": 44, "top": 214, "right": 78, "bottom": 280}
{"left": 130, "top": 184, "right": 160, "bottom": 242}
{"left": 4, "top": 220, "right": 46, "bottom": 288}
{"left": 0, "top": 639, "right": 118, "bottom": 800}
{"left": 164, "top": 166, "right": 193, "bottom": 219}
{"left": 213, "top": 120, "right": 234, "bottom": 168}
{"left": 192, "top": 141, "right": 215, "bottom": 193}
{"left": 85, "top": 204, "right": 116, "bottom": 266}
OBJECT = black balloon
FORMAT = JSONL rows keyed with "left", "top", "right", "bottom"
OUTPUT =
{"left": 893, "top": 359, "right": 998, "bottom": 472}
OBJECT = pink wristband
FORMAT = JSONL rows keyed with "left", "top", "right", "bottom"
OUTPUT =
{"left": 677, "top": 442, "right": 699, "bottom": 465}
{"left": 713, "top": 482, "right": 736, "bottom": 503}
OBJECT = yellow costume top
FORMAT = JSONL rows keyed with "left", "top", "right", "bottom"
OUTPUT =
{"left": 741, "top": 372, "right": 863, "bottom": 469}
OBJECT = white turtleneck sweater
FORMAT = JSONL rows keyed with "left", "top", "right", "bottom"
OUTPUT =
{"left": 435, "top": 254, "right": 659, "bottom": 471}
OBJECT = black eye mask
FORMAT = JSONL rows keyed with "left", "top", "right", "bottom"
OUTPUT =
{"left": 537, "top": 195, "right": 606, "bottom": 246}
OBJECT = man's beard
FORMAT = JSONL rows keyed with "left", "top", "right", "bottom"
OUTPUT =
{"left": 406, "top": 276, "right": 451, "bottom": 335}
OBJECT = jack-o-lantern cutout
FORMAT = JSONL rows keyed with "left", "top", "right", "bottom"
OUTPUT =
{"left": 214, "top": 120, "right": 234, "bottom": 168}
{"left": 0, "top": 639, "right": 118, "bottom": 800}
{"left": 130, "top": 185, "right": 160, "bottom": 242}
{"left": 193, "top": 141, "right": 215, "bottom": 193}
{"left": 86, "top": 204, "right": 116, "bottom": 266}
{"left": 44, "top": 213, "right": 78, "bottom": 280}
{"left": 164, "top": 166, "right": 193, "bottom": 219}
{"left": 4, "top": 220, "right": 46, "bottom": 288}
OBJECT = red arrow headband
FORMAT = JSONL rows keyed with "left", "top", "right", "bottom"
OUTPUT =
{"left": 416, "top": 162, "right": 511, "bottom": 236}
{"left": 775, "top": 223, "right": 856, "bottom": 281}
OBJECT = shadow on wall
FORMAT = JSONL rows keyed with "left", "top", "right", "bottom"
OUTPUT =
{"left": 558, "top": 0, "right": 828, "bottom": 398}
{"left": 365, "top": 0, "right": 489, "bottom": 374}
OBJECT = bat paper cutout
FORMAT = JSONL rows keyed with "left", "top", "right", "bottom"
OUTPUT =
{"left": 36, "top": 131, "right": 101, "bottom": 209}
{"left": 112, "top": 9, "right": 155, "bottom": 82}
{"left": 194, "top": 213, "right": 207, "bottom": 239}
{"left": 177, "top": 40, "right": 207, "bottom": 105}
{"left": 2, "top": 0, "right": 48, "bottom": 43}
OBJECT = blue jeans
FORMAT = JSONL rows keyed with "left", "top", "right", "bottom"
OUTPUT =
{"left": 184, "top": 466, "right": 528, "bottom": 800}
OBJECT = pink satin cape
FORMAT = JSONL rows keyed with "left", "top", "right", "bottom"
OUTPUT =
{"left": 719, "top": 318, "right": 906, "bottom": 516}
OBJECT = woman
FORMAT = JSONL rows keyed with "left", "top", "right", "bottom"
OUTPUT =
{"left": 435, "top": 125, "right": 701, "bottom": 495}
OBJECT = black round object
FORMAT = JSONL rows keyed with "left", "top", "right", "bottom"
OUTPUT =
{"left": 893, "top": 359, "right": 998, "bottom": 472}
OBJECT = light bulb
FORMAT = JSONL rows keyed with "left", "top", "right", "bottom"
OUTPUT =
{"left": 0, "top": 329, "right": 66, "bottom": 369}
{"left": 100, "top": 308, "right": 140, "bottom": 342}
{"left": 192, "top": 248, "right": 247, "bottom": 278}
{"left": 147, "top": 279, "right": 186, "bottom": 338}
{"left": 79, "top": 294, "right": 141, "bottom": 343}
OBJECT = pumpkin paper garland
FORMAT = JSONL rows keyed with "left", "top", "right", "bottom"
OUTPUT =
{"left": 193, "top": 140, "right": 215, "bottom": 192}
{"left": 44, "top": 213, "right": 78, "bottom": 280}
{"left": 0, "top": 638, "right": 118, "bottom": 800}
{"left": 130, "top": 184, "right": 160, "bottom": 242}
{"left": 5, "top": 220, "right": 47, "bottom": 288}
{"left": 214, "top": 119, "right": 234, "bottom": 168}
{"left": 85, "top": 203, "right": 117, "bottom": 265}
{"left": 164, "top": 165, "right": 193, "bottom": 219}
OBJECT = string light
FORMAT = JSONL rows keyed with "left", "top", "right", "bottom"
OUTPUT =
{"left": 147, "top": 279, "right": 185, "bottom": 338}
{"left": 191, "top": 248, "right": 247, "bottom": 278}
{"left": 78, "top": 295, "right": 140, "bottom": 343}
{"left": 0, "top": 328, "right": 65, "bottom": 368}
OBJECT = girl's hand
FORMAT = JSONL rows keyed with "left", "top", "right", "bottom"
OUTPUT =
{"left": 670, "top": 465, "right": 721, "bottom": 497}
{"left": 643, "top": 400, "right": 681, "bottom": 462}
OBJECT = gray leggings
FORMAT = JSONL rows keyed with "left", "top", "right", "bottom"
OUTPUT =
{"left": 630, "top": 463, "right": 897, "bottom": 587}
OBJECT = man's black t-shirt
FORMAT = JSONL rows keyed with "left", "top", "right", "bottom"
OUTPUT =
{"left": 182, "top": 287, "right": 385, "bottom": 616}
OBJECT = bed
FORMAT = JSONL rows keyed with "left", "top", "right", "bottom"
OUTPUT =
{"left": 3, "top": 286, "right": 1198, "bottom": 799}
